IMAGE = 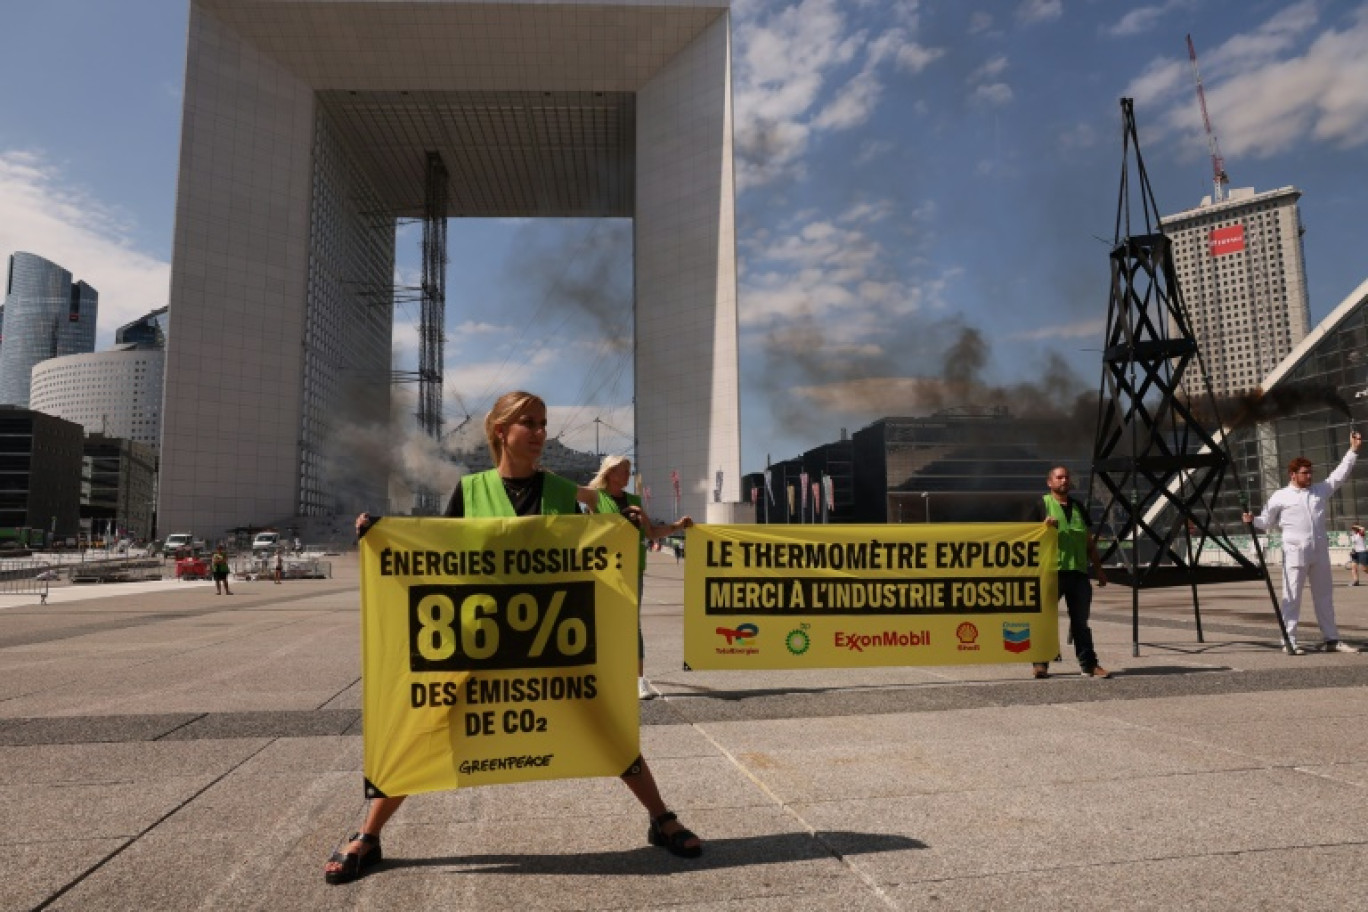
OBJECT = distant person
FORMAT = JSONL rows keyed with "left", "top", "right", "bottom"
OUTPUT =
{"left": 1244, "top": 433, "right": 1364, "bottom": 654}
{"left": 1031, "top": 466, "right": 1110, "bottom": 679}
{"left": 589, "top": 454, "right": 693, "bottom": 700}
{"left": 274, "top": 551, "right": 283, "bottom": 584}
{"left": 324, "top": 391, "right": 702, "bottom": 886}
{"left": 1349, "top": 525, "right": 1366, "bottom": 587}
{"left": 210, "top": 546, "right": 232, "bottom": 595}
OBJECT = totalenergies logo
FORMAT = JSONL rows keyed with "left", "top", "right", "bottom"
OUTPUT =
{"left": 715, "top": 623, "right": 760, "bottom": 656}
{"left": 956, "top": 621, "right": 981, "bottom": 652}
{"left": 716, "top": 623, "right": 758, "bottom": 646}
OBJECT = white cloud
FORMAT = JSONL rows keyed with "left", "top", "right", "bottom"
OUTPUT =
{"left": 854, "top": 138, "right": 895, "bottom": 164}
{"left": 1104, "top": 0, "right": 1193, "bottom": 38}
{"left": 837, "top": 199, "right": 894, "bottom": 225}
{"left": 969, "top": 55, "right": 1009, "bottom": 82}
{"left": 1008, "top": 319, "right": 1107, "bottom": 342}
{"left": 968, "top": 12, "right": 995, "bottom": 35}
{"left": 967, "top": 55, "right": 1013, "bottom": 108}
{"left": 813, "top": 69, "right": 883, "bottom": 130}
{"left": 732, "top": 0, "right": 944, "bottom": 190}
{"left": 1127, "top": 3, "right": 1368, "bottom": 160}
{"left": 0, "top": 150, "right": 170, "bottom": 347}
{"left": 449, "top": 320, "right": 504, "bottom": 336}
{"left": 971, "top": 83, "right": 1015, "bottom": 107}
{"left": 1123, "top": 57, "right": 1188, "bottom": 110}
{"left": 1057, "top": 122, "right": 1098, "bottom": 151}
{"left": 1016, "top": 0, "right": 1063, "bottom": 25}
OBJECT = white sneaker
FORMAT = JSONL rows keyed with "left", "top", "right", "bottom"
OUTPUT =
{"left": 1325, "top": 640, "right": 1361, "bottom": 653}
{"left": 638, "top": 678, "right": 656, "bottom": 700}
{"left": 1284, "top": 641, "right": 1306, "bottom": 655}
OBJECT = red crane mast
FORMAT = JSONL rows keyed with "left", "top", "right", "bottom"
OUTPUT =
{"left": 1186, "top": 34, "right": 1229, "bottom": 203}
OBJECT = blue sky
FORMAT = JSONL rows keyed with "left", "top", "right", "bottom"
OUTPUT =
{"left": 2, "top": 0, "right": 1366, "bottom": 476}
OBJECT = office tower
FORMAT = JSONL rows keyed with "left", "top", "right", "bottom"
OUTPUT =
{"left": 115, "top": 306, "right": 169, "bottom": 349}
{"left": 0, "top": 252, "right": 99, "bottom": 406}
{"left": 30, "top": 348, "right": 166, "bottom": 450}
{"left": 1161, "top": 186, "right": 1311, "bottom": 398}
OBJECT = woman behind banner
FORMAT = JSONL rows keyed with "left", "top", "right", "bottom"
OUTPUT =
{"left": 325, "top": 391, "right": 703, "bottom": 885}
{"left": 589, "top": 454, "right": 692, "bottom": 700}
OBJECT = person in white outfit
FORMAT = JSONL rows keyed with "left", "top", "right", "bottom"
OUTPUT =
{"left": 1243, "top": 431, "right": 1364, "bottom": 655}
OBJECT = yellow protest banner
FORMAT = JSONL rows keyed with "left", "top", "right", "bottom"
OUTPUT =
{"left": 684, "top": 524, "right": 1058, "bottom": 669}
{"left": 360, "top": 515, "right": 640, "bottom": 798}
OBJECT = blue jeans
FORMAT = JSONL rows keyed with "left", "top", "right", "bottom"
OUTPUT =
{"left": 1059, "top": 570, "right": 1099, "bottom": 670}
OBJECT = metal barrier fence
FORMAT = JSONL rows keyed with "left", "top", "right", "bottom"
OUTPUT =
{"left": 230, "top": 555, "right": 333, "bottom": 580}
{"left": 68, "top": 558, "right": 165, "bottom": 584}
{"left": 0, "top": 559, "right": 54, "bottom": 604}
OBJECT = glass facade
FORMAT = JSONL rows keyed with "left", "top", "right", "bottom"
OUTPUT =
{"left": 1220, "top": 281, "right": 1368, "bottom": 537}
{"left": 299, "top": 106, "right": 394, "bottom": 517}
{"left": 0, "top": 252, "right": 98, "bottom": 407}
{"left": 114, "top": 306, "right": 170, "bottom": 350}
{"left": 747, "top": 409, "right": 1092, "bottom": 525}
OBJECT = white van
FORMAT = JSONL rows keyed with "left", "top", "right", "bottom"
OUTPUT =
{"left": 163, "top": 533, "right": 195, "bottom": 556}
{"left": 252, "top": 531, "right": 280, "bottom": 553}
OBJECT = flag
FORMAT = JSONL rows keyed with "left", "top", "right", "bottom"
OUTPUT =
{"left": 811, "top": 482, "right": 821, "bottom": 519}
{"left": 764, "top": 469, "right": 774, "bottom": 504}
{"left": 751, "top": 486, "right": 759, "bottom": 505}
{"left": 824, "top": 475, "right": 835, "bottom": 512}
{"left": 800, "top": 472, "right": 809, "bottom": 514}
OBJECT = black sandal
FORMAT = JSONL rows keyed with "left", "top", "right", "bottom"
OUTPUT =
{"left": 648, "top": 811, "right": 703, "bottom": 858}
{"left": 324, "top": 831, "right": 382, "bottom": 885}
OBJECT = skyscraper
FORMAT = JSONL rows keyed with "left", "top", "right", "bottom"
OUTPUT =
{"left": 0, "top": 252, "right": 99, "bottom": 406}
{"left": 1161, "top": 186, "right": 1311, "bottom": 398}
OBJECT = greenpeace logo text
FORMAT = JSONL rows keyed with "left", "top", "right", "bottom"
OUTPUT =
{"left": 458, "top": 754, "right": 554, "bottom": 775}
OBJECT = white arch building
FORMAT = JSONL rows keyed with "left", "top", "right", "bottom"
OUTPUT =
{"left": 161, "top": 0, "right": 741, "bottom": 537}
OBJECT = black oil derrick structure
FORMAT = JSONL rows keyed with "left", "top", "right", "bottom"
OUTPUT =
{"left": 1090, "top": 99, "right": 1270, "bottom": 657}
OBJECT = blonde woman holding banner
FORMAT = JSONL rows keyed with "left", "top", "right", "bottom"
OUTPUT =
{"left": 325, "top": 391, "right": 702, "bottom": 885}
{"left": 589, "top": 454, "right": 692, "bottom": 699}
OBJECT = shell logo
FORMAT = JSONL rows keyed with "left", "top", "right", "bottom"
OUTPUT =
{"left": 955, "top": 622, "right": 979, "bottom": 644}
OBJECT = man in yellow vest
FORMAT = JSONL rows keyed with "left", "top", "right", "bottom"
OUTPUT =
{"left": 1032, "top": 465, "right": 1109, "bottom": 679}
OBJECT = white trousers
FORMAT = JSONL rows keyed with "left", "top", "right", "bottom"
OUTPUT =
{"left": 1280, "top": 546, "right": 1339, "bottom": 642}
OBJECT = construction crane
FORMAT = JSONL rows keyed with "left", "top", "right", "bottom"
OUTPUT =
{"left": 1186, "top": 34, "right": 1229, "bottom": 203}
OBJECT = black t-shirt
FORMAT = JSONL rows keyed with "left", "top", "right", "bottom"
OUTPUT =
{"left": 444, "top": 472, "right": 545, "bottom": 518}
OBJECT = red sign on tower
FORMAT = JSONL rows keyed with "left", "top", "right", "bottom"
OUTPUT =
{"left": 1209, "top": 224, "right": 1245, "bottom": 256}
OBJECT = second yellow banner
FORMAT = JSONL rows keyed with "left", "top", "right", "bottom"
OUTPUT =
{"left": 684, "top": 523, "right": 1059, "bottom": 669}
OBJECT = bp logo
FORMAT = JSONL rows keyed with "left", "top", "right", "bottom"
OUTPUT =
{"left": 785, "top": 624, "right": 812, "bottom": 656}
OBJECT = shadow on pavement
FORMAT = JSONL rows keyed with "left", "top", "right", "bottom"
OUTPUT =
{"left": 381, "top": 830, "right": 927, "bottom": 875}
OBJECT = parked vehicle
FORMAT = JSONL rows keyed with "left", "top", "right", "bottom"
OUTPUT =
{"left": 163, "top": 533, "right": 196, "bottom": 557}
{"left": 176, "top": 556, "right": 210, "bottom": 580}
{"left": 252, "top": 531, "right": 280, "bottom": 554}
